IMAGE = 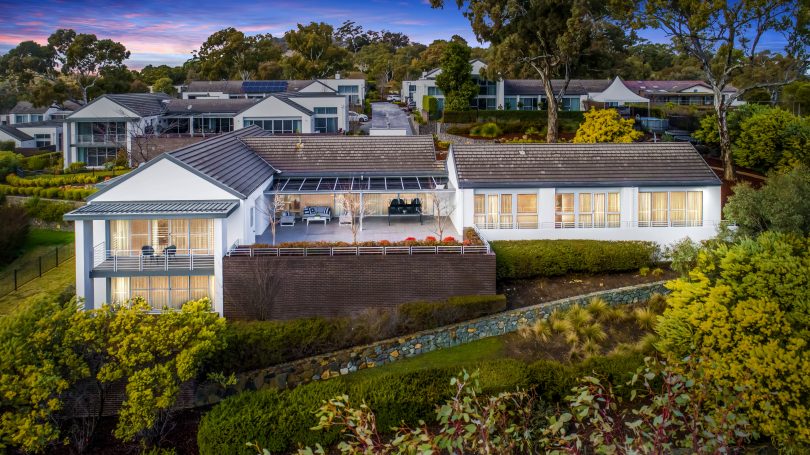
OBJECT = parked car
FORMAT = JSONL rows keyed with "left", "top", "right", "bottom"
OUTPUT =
{"left": 386, "top": 94, "right": 401, "bottom": 102}
{"left": 348, "top": 111, "right": 369, "bottom": 122}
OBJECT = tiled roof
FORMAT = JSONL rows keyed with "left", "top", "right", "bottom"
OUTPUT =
{"left": 105, "top": 93, "right": 172, "bottom": 117}
{"left": 9, "top": 101, "right": 48, "bottom": 114}
{"left": 623, "top": 80, "right": 737, "bottom": 94}
{"left": 163, "top": 99, "right": 259, "bottom": 114}
{"left": 0, "top": 124, "right": 34, "bottom": 141}
{"left": 451, "top": 142, "right": 721, "bottom": 188}
{"left": 64, "top": 200, "right": 239, "bottom": 220}
{"left": 13, "top": 120, "right": 62, "bottom": 128}
{"left": 185, "top": 80, "right": 246, "bottom": 94}
{"left": 243, "top": 135, "right": 444, "bottom": 176}
{"left": 504, "top": 79, "right": 613, "bottom": 96}
{"left": 169, "top": 126, "right": 275, "bottom": 197}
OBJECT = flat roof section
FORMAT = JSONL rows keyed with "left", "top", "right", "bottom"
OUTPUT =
{"left": 370, "top": 102, "right": 412, "bottom": 136}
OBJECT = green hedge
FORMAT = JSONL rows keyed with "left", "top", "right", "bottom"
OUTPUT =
{"left": 207, "top": 294, "right": 508, "bottom": 374}
{"left": 492, "top": 239, "right": 658, "bottom": 280}
{"left": 443, "top": 110, "right": 585, "bottom": 124}
{"left": 6, "top": 173, "right": 102, "bottom": 187}
{"left": 0, "top": 184, "right": 95, "bottom": 200}
{"left": 422, "top": 95, "right": 439, "bottom": 120}
{"left": 24, "top": 197, "right": 75, "bottom": 222}
{"left": 198, "top": 359, "right": 527, "bottom": 455}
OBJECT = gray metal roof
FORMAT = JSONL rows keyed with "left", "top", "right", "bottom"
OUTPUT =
{"left": 451, "top": 142, "right": 721, "bottom": 188}
{"left": 243, "top": 135, "right": 444, "bottom": 177}
{"left": 0, "top": 124, "right": 34, "bottom": 141}
{"left": 163, "top": 98, "right": 259, "bottom": 115}
{"left": 64, "top": 200, "right": 239, "bottom": 220}
{"left": 105, "top": 93, "right": 172, "bottom": 117}
{"left": 13, "top": 120, "right": 62, "bottom": 128}
{"left": 169, "top": 126, "right": 275, "bottom": 197}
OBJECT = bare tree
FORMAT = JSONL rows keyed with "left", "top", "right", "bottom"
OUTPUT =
{"left": 431, "top": 192, "right": 456, "bottom": 240}
{"left": 254, "top": 192, "right": 286, "bottom": 246}
{"left": 338, "top": 192, "right": 368, "bottom": 244}
{"left": 235, "top": 259, "right": 283, "bottom": 320}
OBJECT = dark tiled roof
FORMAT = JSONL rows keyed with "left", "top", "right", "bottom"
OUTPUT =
{"left": 504, "top": 79, "right": 613, "bottom": 96}
{"left": 243, "top": 135, "right": 444, "bottom": 176}
{"left": 163, "top": 99, "right": 259, "bottom": 114}
{"left": 623, "top": 80, "right": 737, "bottom": 94}
{"left": 169, "top": 126, "right": 275, "bottom": 197}
{"left": 9, "top": 101, "right": 48, "bottom": 114}
{"left": 64, "top": 200, "right": 239, "bottom": 220}
{"left": 451, "top": 143, "right": 721, "bottom": 188}
{"left": 0, "top": 124, "right": 34, "bottom": 141}
{"left": 105, "top": 93, "right": 172, "bottom": 117}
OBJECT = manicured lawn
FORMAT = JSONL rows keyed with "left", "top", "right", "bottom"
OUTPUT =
{"left": 0, "top": 255, "right": 75, "bottom": 315}
{"left": 24, "top": 228, "right": 74, "bottom": 249}
{"left": 346, "top": 336, "right": 505, "bottom": 382}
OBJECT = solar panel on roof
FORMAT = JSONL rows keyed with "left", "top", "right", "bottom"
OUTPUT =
{"left": 242, "top": 80, "right": 288, "bottom": 93}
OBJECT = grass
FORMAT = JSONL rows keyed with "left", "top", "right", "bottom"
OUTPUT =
{"left": 24, "top": 228, "right": 74, "bottom": 249}
{"left": 346, "top": 337, "right": 505, "bottom": 382}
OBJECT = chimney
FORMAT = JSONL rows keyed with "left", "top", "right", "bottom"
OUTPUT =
{"left": 335, "top": 72, "right": 341, "bottom": 80}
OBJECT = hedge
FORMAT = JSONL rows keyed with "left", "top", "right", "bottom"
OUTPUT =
{"left": 206, "top": 294, "right": 508, "bottom": 374}
{"left": 198, "top": 353, "right": 647, "bottom": 454}
{"left": 6, "top": 173, "right": 102, "bottom": 188}
{"left": 443, "top": 110, "right": 585, "bottom": 124}
{"left": 0, "top": 184, "right": 95, "bottom": 200}
{"left": 24, "top": 197, "right": 75, "bottom": 222}
{"left": 422, "top": 95, "right": 439, "bottom": 120}
{"left": 492, "top": 239, "right": 658, "bottom": 280}
{"left": 198, "top": 359, "right": 527, "bottom": 455}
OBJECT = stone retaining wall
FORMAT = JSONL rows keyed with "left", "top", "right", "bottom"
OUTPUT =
{"left": 192, "top": 280, "right": 669, "bottom": 407}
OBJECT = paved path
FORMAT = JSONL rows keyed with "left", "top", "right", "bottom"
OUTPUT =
{"left": 370, "top": 102, "right": 413, "bottom": 135}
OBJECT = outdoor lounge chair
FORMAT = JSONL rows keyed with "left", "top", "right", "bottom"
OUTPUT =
{"left": 302, "top": 206, "right": 332, "bottom": 222}
{"left": 339, "top": 212, "right": 352, "bottom": 226}
{"left": 141, "top": 245, "right": 155, "bottom": 257}
{"left": 280, "top": 211, "right": 296, "bottom": 227}
{"left": 163, "top": 245, "right": 177, "bottom": 256}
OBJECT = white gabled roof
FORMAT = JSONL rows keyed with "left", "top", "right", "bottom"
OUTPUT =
{"left": 590, "top": 77, "right": 649, "bottom": 103}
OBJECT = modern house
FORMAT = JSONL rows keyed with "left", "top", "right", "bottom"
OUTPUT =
{"left": 64, "top": 91, "right": 353, "bottom": 168}
{"left": 447, "top": 142, "right": 722, "bottom": 244}
{"left": 0, "top": 124, "right": 37, "bottom": 148}
{"left": 623, "top": 80, "right": 744, "bottom": 106}
{"left": 403, "top": 59, "right": 496, "bottom": 111}
{"left": 66, "top": 129, "right": 722, "bottom": 315}
{"left": 5, "top": 100, "right": 82, "bottom": 151}
{"left": 182, "top": 77, "right": 366, "bottom": 108}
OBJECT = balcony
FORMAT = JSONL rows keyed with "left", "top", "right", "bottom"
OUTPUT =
{"left": 76, "top": 133, "right": 128, "bottom": 144}
{"left": 91, "top": 243, "right": 215, "bottom": 276}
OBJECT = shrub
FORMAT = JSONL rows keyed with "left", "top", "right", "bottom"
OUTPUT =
{"left": 67, "top": 162, "right": 86, "bottom": 173}
{"left": 492, "top": 239, "right": 658, "bottom": 280}
{"left": 0, "top": 151, "right": 22, "bottom": 177}
{"left": 469, "top": 122, "right": 503, "bottom": 138}
{"left": 24, "top": 197, "right": 75, "bottom": 222}
{"left": 527, "top": 359, "right": 578, "bottom": 402}
{"left": 0, "top": 204, "right": 29, "bottom": 264}
{"left": 665, "top": 237, "right": 701, "bottom": 277}
{"left": 397, "top": 295, "right": 507, "bottom": 332}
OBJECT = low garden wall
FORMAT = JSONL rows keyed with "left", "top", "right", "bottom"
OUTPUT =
{"left": 222, "top": 253, "right": 497, "bottom": 319}
{"left": 193, "top": 280, "right": 669, "bottom": 407}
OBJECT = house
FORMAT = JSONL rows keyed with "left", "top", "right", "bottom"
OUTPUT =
{"left": 182, "top": 77, "right": 366, "bottom": 107}
{"left": 402, "top": 59, "right": 495, "bottom": 111}
{"left": 0, "top": 124, "right": 37, "bottom": 148}
{"left": 622, "top": 80, "right": 744, "bottom": 106}
{"left": 64, "top": 128, "right": 453, "bottom": 312}
{"left": 7, "top": 100, "right": 81, "bottom": 151}
{"left": 66, "top": 130, "right": 721, "bottom": 315}
{"left": 64, "top": 91, "right": 353, "bottom": 168}
{"left": 447, "top": 142, "right": 722, "bottom": 245}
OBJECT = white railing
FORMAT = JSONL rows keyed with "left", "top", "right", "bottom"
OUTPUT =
{"left": 76, "top": 133, "right": 127, "bottom": 144}
{"left": 227, "top": 244, "right": 491, "bottom": 257}
{"left": 92, "top": 244, "right": 215, "bottom": 272}
{"left": 475, "top": 220, "right": 726, "bottom": 230}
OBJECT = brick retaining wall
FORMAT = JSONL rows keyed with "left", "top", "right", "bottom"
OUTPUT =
{"left": 222, "top": 254, "right": 497, "bottom": 320}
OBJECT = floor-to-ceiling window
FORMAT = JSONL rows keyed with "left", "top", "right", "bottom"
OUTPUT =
{"left": 474, "top": 193, "right": 538, "bottom": 229}
{"left": 111, "top": 275, "right": 214, "bottom": 310}
{"left": 77, "top": 147, "right": 119, "bottom": 167}
{"left": 314, "top": 107, "right": 339, "bottom": 133}
{"left": 244, "top": 118, "right": 302, "bottom": 134}
{"left": 555, "top": 191, "right": 620, "bottom": 228}
{"left": 109, "top": 219, "right": 214, "bottom": 254}
{"left": 638, "top": 191, "right": 703, "bottom": 227}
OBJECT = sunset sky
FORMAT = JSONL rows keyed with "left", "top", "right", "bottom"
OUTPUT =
{"left": 0, "top": 0, "right": 792, "bottom": 69}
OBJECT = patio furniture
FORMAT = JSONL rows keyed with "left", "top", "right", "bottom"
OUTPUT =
{"left": 387, "top": 198, "right": 423, "bottom": 225}
{"left": 163, "top": 245, "right": 177, "bottom": 256}
{"left": 280, "top": 211, "right": 296, "bottom": 227}
{"left": 339, "top": 212, "right": 353, "bottom": 226}
{"left": 141, "top": 245, "right": 155, "bottom": 257}
{"left": 302, "top": 206, "right": 332, "bottom": 222}
{"left": 306, "top": 216, "right": 328, "bottom": 227}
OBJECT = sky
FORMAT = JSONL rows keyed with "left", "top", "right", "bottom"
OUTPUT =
{"left": 0, "top": 0, "right": 794, "bottom": 70}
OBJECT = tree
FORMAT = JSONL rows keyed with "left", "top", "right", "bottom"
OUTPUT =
{"left": 626, "top": 0, "right": 810, "bottom": 181}
{"left": 282, "top": 22, "right": 352, "bottom": 79}
{"left": 735, "top": 108, "right": 810, "bottom": 172}
{"left": 255, "top": 192, "right": 286, "bottom": 246}
{"left": 151, "top": 77, "right": 177, "bottom": 96}
{"left": 355, "top": 43, "right": 396, "bottom": 93}
{"left": 431, "top": 192, "right": 456, "bottom": 240}
{"left": 723, "top": 166, "right": 810, "bottom": 237}
{"left": 435, "top": 36, "right": 478, "bottom": 111}
{"left": 656, "top": 233, "right": 810, "bottom": 448}
{"left": 338, "top": 192, "right": 368, "bottom": 244}
{"left": 48, "top": 29, "right": 130, "bottom": 104}
{"left": 0, "top": 41, "right": 55, "bottom": 91}
{"left": 193, "top": 28, "right": 282, "bottom": 80}
{"left": 573, "top": 107, "right": 643, "bottom": 143}
{"left": 432, "top": 0, "right": 606, "bottom": 142}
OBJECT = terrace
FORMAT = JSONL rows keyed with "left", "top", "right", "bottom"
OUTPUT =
{"left": 256, "top": 215, "right": 460, "bottom": 244}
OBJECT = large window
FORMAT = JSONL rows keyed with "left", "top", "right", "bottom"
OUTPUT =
{"left": 34, "top": 133, "right": 51, "bottom": 147}
{"left": 520, "top": 97, "right": 539, "bottom": 111}
{"left": 314, "top": 107, "right": 339, "bottom": 133}
{"left": 638, "top": 191, "right": 703, "bottom": 227}
{"left": 562, "top": 97, "right": 581, "bottom": 111}
{"left": 78, "top": 147, "right": 119, "bottom": 167}
{"left": 14, "top": 115, "right": 25, "bottom": 123}
{"left": 31, "top": 114, "right": 43, "bottom": 122}
{"left": 427, "top": 86, "right": 444, "bottom": 97}
{"left": 244, "top": 118, "right": 301, "bottom": 134}
{"left": 556, "top": 191, "right": 620, "bottom": 228}
{"left": 474, "top": 193, "right": 538, "bottom": 229}
{"left": 337, "top": 85, "right": 360, "bottom": 105}
{"left": 109, "top": 219, "right": 214, "bottom": 254}
{"left": 111, "top": 275, "right": 214, "bottom": 310}
{"left": 193, "top": 117, "right": 233, "bottom": 134}
{"left": 76, "top": 121, "right": 126, "bottom": 144}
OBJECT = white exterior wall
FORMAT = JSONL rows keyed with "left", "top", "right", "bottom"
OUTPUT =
{"left": 315, "top": 78, "right": 366, "bottom": 104}
{"left": 234, "top": 96, "right": 312, "bottom": 132}
{"left": 291, "top": 96, "right": 349, "bottom": 132}
{"left": 15, "top": 125, "right": 62, "bottom": 151}
{"left": 461, "top": 185, "right": 722, "bottom": 246}
{"left": 0, "top": 130, "right": 36, "bottom": 148}
{"left": 63, "top": 97, "right": 143, "bottom": 168}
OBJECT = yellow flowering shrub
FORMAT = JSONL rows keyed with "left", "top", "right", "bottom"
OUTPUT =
{"left": 656, "top": 233, "right": 810, "bottom": 448}
{"left": 573, "top": 107, "right": 643, "bottom": 143}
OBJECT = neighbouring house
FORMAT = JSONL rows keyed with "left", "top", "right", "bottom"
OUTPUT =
{"left": 0, "top": 124, "right": 37, "bottom": 148}
{"left": 447, "top": 142, "right": 722, "bottom": 245}
{"left": 182, "top": 77, "right": 366, "bottom": 108}
{"left": 66, "top": 129, "right": 721, "bottom": 317}
{"left": 64, "top": 90, "right": 354, "bottom": 168}
{"left": 622, "top": 80, "right": 744, "bottom": 106}
{"left": 403, "top": 59, "right": 495, "bottom": 111}
{"left": 6, "top": 100, "right": 81, "bottom": 151}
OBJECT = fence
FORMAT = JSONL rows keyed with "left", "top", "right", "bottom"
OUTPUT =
{"left": 0, "top": 243, "right": 74, "bottom": 297}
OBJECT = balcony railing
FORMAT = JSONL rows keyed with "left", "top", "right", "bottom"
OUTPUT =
{"left": 227, "top": 244, "right": 491, "bottom": 257}
{"left": 92, "top": 243, "right": 215, "bottom": 273}
{"left": 76, "top": 133, "right": 127, "bottom": 144}
{"left": 474, "top": 220, "right": 725, "bottom": 230}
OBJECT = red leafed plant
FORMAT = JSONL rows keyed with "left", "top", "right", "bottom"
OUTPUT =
{"left": 425, "top": 236, "right": 438, "bottom": 242}
{"left": 404, "top": 237, "right": 417, "bottom": 242}
{"left": 443, "top": 236, "right": 456, "bottom": 242}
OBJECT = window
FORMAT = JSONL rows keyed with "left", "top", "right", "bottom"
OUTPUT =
{"left": 250, "top": 207, "right": 255, "bottom": 227}
{"left": 314, "top": 107, "right": 338, "bottom": 115}
{"left": 30, "top": 114, "right": 43, "bottom": 122}
{"left": 76, "top": 121, "right": 126, "bottom": 144}
{"left": 109, "top": 219, "right": 214, "bottom": 253}
{"left": 556, "top": 191, "right": 620, "bottom": 228}
{"left": 244, "top": 118, "right": 301, "bottom": 134}
{"left": 638, "top": 191, "right": 703, "bottom": 227}
{"left": 338, "top": 85, "right": 360, "bottom": 105}
{"left": 504, "top": 97, "right": 517, "bottom": 110}
{"left": 192, "top": 117, "right": 233, "bottom": 134}
{"left": 77, "top": 147, "right": 119, "bottom": 167}
{"left": 562, "top": 97, "right": 581, "bottom": 111}
{"left": 34, "top": 134, "right": 51, "bottom": 147}
{"left": 427, "top": 86, "right": 444, "bottom": 97}
{"left": 14, "top": 115, "right": 25, "bottom": 123}
{"left": 516, "top": 194, "right": 538, "bottom": 228}
{"left": 520, "top": 97, "right": 538, "bottom": 110}
{"left": 111, "top": 275, "right": 214, "bottom": 310}
{"left": 315, "top": 117, "right": 338, "bottom": 133}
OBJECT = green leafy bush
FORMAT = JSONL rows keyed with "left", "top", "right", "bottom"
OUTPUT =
{"left": 666, "top": 237, "right": 702, "bottom": 277}
{"left": 398, "top": 295, "right": 507, "bottom": 332}
{"left": 24, "top": 197, "right": 75, "bottom": 222}
{"left": 469, "top": 122, "right": 503, "bottom": 138}
{"left": 422, "top": 95, "right": 439, "bottom": 119}
{"left": 492, "top": 239, "right": 658, "bottom": 280}
{"left": 0, "top": 151, "right": 22, "bottom": 177}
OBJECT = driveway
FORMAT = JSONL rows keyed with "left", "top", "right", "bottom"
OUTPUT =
{"left": 370, "top": 102, "right": 413, "bottom": 135}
